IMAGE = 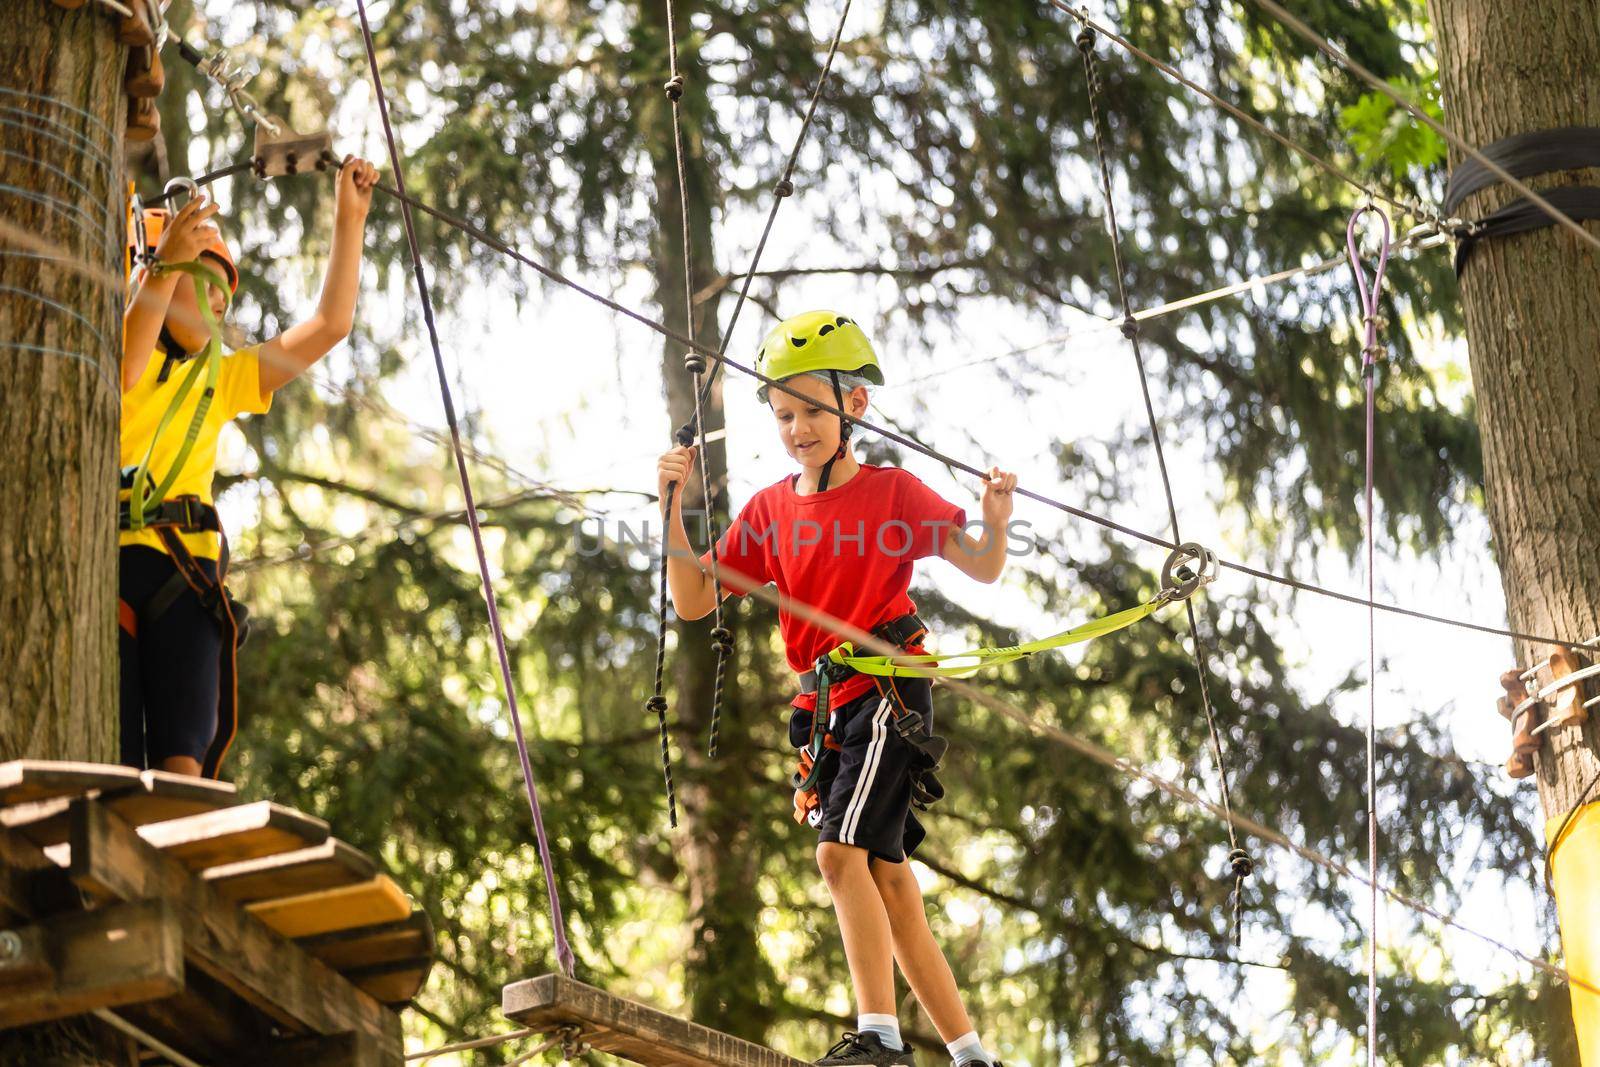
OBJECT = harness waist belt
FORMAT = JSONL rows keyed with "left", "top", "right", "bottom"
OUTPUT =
{"left": 118, "top": 495, "right": 221, "bottom": 533}
{"left": 797, "top": 612, "right": 928, "bottom": 694}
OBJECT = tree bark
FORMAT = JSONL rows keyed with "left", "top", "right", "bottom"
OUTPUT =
{"left": 1426, "top": 0, "right": 1600, "bottom": 1058}
{"left": 0, "top": 9, "right": 132, "bottom": 1065}
{"left": 1424, "top": 0, "right": 1600, "bottom": 825}
{"left": 0, "top": 5, "right": 122, "bottom": 760}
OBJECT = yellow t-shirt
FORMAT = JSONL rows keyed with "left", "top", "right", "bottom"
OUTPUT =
{"left": 120, "top": 345, "right": 272, "bottom": 560}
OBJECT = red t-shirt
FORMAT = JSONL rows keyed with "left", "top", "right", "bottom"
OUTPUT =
{"left": 701, "top": 464, "right": 966, "bottom": 712}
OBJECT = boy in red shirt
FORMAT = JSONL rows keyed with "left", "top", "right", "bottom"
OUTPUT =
{"left": 658, "top": 311, "right": 1015, "bottom": 1067}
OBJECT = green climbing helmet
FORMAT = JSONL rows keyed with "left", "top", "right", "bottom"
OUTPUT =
{"left": 755, "top": 310, "right": 883, "bottom": 403}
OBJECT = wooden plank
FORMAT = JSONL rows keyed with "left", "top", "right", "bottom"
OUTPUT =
{"left": 0, "top": 761, "right": 140, "bottom": 808}
{"left": 247, "top": 876, "right": 411, "bottom": 940}
{"left": 503, "top": 975, "right": 810, "bottom": 1067}
{"left": 67, "top": 798, "right": 401, "bottom": 1057}
{"left": 0, "top": 899, "right": 184, "bottom": 1029}
{"left": 204, "top": 839, "right": 377, "bottom": 906}
{"left": 3, "top": 770, "right": 241, "bottom": 849}
{"left": 298, "top": 911, "right": 432, "bottom": 973}
{"left": 136, "top": 800, "right": 330, "bottom": 870}
{"left": 344, "top": 957, "right": 432, "bottom": 1006}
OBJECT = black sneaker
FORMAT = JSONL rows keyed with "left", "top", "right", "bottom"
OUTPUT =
{"left": 815, "top": 1031, "right": 917, "bottom": 1066}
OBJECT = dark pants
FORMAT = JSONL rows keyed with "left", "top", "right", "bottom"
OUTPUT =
{"left": 118, "top": 544, "right": 222, "bottom": 768}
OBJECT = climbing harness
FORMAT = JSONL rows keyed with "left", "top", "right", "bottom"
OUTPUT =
{"left": 790, "top": 543, "right": 1217, "bottom": 819}
{"left": 1345, "top": 199, "right": 1392, "bottom": 1067}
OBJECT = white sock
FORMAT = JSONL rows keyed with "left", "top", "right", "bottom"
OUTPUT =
{"left": 948, "top": 1030, "right": 992, "bottom": 1065}
{"left": 858, "top": 1013, "right": 902, "bottom": 1048}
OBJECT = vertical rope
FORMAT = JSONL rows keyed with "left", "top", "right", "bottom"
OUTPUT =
{"left": 1072, "top": 20, "right": 1252, "bottom": 946}
{"left": 648, "top": 482, "right": 681, "bottom": 828}
{"left": 353, "top": 0, "right": 574, "bottom": 978}
{"left": 661, "top": 0, "right": 735, "bottom": 757}
{"left": 1346, "top": 202, "right": 1392, "bottom": 1067}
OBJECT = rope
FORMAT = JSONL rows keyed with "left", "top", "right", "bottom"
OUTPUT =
{"left": 723, "top": 570, "right": 1597, "bottom": 996}
{"left": 1346, "top": 202, "right": 1392, "bottom": 1067}
{"left": 8, "top": 50, "right": 1591, "bottom": 662}
{"left": 660, "top": 0, "right": 734, "bottom": 760}
{"left": 648, "top": 480, "right": 681, "bottom": 828}
{"left": 899, "top": 229, "right": 1450, "bottom": 387}
{"left": 1244, "top": 0, "right": 1600, "bottom": 255}
{"left": 406, "top": 1028, "right": 534, "bottom": 1061}
{"left": 689, "top": 0, "right": 856, "bottom": 413}
{"left": 1073, "top": 20, "right": 1251, "bottom": 947}
{"left": 353, "top": 0, "right": 575, "bottom": 979}
{"left": 341, "top": 173, "right": 1600, "bottom": 656}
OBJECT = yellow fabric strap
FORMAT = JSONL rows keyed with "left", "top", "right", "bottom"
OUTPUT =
{"left": 1546, "top": 799, "right": 1600, "bottom": 1061}
{"left": 126, "top": 260, "right": 231, "bottom": 531}
{"left": 827, "top": 599, "right": 1162, "bottom": 679}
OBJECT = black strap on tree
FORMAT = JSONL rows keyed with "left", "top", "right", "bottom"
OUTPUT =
{"left": 1073, "top": 20, "right": 1253, "bottom": 948}
{"left": 1444, "top": 126, "right": 1600, "bottom": 275}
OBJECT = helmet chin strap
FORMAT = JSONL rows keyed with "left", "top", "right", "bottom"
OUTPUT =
{"left": 817, "top": 369, "right": 851, "bottom": 492}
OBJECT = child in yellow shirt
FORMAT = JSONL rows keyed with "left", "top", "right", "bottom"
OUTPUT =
{"left": 119, "top": 157, "right": 378, "bottom": 777}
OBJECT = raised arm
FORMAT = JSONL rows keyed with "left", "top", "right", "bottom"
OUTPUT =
{"left": 122, "top": 197, "right": 220, "bottom": 391}
{"left": 258, "top": 157, "right": 378, "bottom": 394}
{"left": 940, "top": 467, "right": 1016, "bottom": 583}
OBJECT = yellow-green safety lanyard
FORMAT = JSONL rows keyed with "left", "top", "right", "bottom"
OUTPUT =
{"left": 825, "top": 599, "right": 1163, "bottom": 679}
{"left": 125, "top": 260, "right": 231, "bottom": 532}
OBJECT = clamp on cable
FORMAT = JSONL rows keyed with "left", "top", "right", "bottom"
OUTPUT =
{"left": 251, "top": 114, "right": 335, "bottom": 179}
{"left": 1156, "top": 541, "right": 1217, "bottom": 605}
{"left": 183, "top": 44, "right": 282, "bottom": 136}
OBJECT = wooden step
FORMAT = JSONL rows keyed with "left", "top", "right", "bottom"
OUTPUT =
{"left": 297, "top": 911, "right": 433, "bottom": 972}
{"left": 247, "top": 876, "right": 411, "bottom": 940}
{"left": 204, "top": 839, "right": 376, "bottom": 906}
{"left": 2, "top": 771, "right": 238, "bottom": 848}
{"left": 344, "top": 957, "right": 433, "bottom": 1006}
{"left": 0, "top": 761, "right": 140, "bottom": 808}
{"left": 136, "top": 801, "right": 329, "bottom": 870}
{"left": 503, "top": 974, "right": 809, "bottom": 1067}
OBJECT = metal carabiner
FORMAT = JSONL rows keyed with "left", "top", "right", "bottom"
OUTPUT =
{"left": 161, "top": 175, "right": 201, "bottom": 209}
{"left": 1157, "top": 541, "right": 1218, "bottom": 604}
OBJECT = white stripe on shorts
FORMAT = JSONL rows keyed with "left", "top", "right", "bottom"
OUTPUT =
{"left": 840, "top": 697, "right": 893, "bottom": 845}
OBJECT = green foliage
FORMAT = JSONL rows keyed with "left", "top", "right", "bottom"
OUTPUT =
{"left": 142, "top": 0, "right": 1570, "bottom": 1062}
{"left": 1340, "top": 80, "right": 1450, "bottom": 180}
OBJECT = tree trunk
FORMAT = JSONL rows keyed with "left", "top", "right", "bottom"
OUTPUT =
{"left": 1426, "top": 0, "right": 1600, "bottom": 1058}
{"left": 641, "top": 3, "right": 778, "bottom": 1041}
{"left": 0, "top": 4, "right": 127, "bottom": 1062}
{"left": 0, "top": 5, "right": 122, "bottom": 764}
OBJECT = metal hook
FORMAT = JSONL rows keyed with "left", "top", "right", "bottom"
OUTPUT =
{"left": 1158, "top": 541, "right": 1218, "bottom": 604}
{"left": 160, "top": 176, "right": 200, "bottom": 209}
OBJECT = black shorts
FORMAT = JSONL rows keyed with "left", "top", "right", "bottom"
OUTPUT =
{"left": 119, "top": 545, "right": 224, "bottom": 768}
{"left": 790, "top": 677, "right": 934, "bottom": 864}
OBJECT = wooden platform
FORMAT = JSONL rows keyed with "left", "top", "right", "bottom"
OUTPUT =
{"left": 504, "top": 974, "right": 810, "bottom": 1067}
{"left": 0, "top": 760, "right": 439, "bottom": 1066}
